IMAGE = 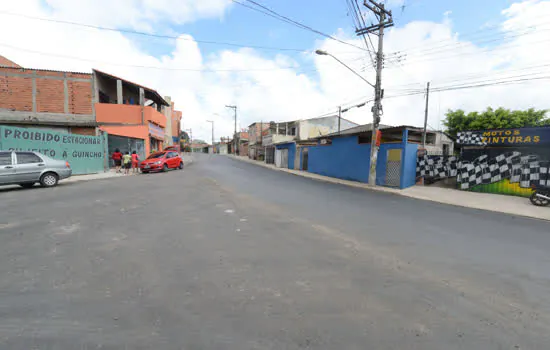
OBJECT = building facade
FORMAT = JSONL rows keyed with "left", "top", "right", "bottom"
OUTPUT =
{"left": 93, "top": 70, "right": 170, "bottom": 161}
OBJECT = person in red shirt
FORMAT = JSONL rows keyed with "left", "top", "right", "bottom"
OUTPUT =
{"left": 111, "top": 148, "right": 123, "bottom": 173}
{"left": 131, "top": 151, "right": 140, "bottom": 174}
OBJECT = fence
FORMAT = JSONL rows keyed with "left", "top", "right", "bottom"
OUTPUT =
{"left": 416, "top": 149, "right": 549, "bottom": 197}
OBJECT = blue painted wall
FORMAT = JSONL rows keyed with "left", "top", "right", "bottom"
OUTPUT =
{"left": 307, "top": 132, "right": 418, "bottom": 189}
{"left": 308, "top": 136, "right": 371, "bottom": 182}
{"left": 402, "top": 143, "right": 419, "bottom": 188}
{"left": 275, "top": 142, "right": 296, "bottom": 169}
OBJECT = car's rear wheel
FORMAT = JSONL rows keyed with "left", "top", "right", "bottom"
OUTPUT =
{"left": 178, "top": 162, "right": 184, "bottom": 170}
{"left": 40, "top": 172, "right": 58, "bottom": 187}
{"left": 19, "top": 182, "right": 35, "bottom": 188}
{"left": 163, "top": 164, "right": 169, "bottom": 172}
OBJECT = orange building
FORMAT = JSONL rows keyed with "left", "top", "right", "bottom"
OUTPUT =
{"left": 93, "top": 70, "right": 170, "bottom": 161}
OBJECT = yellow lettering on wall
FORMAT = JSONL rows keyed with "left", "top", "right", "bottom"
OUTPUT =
{"left": 514, "top": 130, "right": 520, "bottom": 135}
{"left": 491, "top": 132, "right": 497, "bottom": 137}
{"left": 482, "top": 137, "right": 488, "bottom": 143}
{"left": 524, "top": 136, "right": 532, "bottom": 143}
{"left": 534, "top": 136, "right": 540, "bottom": 143}
{"left": 507, "top": 137, "right": 515, "bottom": 143}
{"left": 482, "top": 132, "right": 491, "bottom": 137}
{"left": 500, "top": 137, "right": 507, "bottom": 143}
{"left": 505, "top": 130, "right": 512, "bottom": 136}
{"left": 516, "top": 136, "right": 523, "bottom": 143}
{"left": 492, "top": 137, "right": 499, "bottom": 143}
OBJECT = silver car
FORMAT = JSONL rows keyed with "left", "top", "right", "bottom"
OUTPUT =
{"left": 0, "top": 151, "right": 72, "bottom": 188}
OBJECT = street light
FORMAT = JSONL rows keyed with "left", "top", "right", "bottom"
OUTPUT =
{"left": 206, "top": 120, "right": 214, "bottom": 154}
{"left": 316, "top": 48, "right": 379, "bottom": 186}
{"left": 315, "top": 50, "right": 374, "bottom": 88}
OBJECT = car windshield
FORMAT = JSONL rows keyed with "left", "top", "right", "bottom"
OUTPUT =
{"left": 147, "top": 153, "right": 166, "bottom": 159}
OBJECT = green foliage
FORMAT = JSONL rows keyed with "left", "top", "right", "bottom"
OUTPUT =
{"left": 443, "top": 107, "right": 550, "bottom": 137}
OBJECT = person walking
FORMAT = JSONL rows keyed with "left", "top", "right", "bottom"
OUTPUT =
{"left": 112, "top": 148, "right": 123, "bottom": 173}
{"left": 131, "top": 151, "right": 140, "bottom": 174}
{"left": 122, "top": 152, "right": 132, "bottom": 175}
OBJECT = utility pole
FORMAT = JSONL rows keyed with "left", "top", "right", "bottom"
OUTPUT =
{"left": 356, "top": 0, "right": 393, "bottom": 186}
{"left": 422, "top": 82, "right": 430, "bottom": 148}
{"left": 187, "top": 128, "right": 193, "bottom": 153}
{"left": 206, "top": 120, "right": 214, "bottom": 154}
{"left": 338, "top": 106, "right": 342, "bottom": 134}
{"left": 226, "top": 105, "right": 237, "bottom": 155}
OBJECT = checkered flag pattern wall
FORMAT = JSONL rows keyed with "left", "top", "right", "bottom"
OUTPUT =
{"left": 456, "top": 131, "right": 487, "bottom": 146}
{"left": 417, "top": 150, "right": 545, "bottom": 190}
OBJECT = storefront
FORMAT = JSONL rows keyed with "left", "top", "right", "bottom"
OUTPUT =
{"left": 107, "top": 134, "right": 146, "bottom": 167}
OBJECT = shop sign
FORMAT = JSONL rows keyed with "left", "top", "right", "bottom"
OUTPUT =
{"left": 457, "top": 127, "right": 550, "bottom": 146}
{"left": 148, "top": 122, "right": 164, "bottom": 139}
{"left": 0, "top": 125, "right": 106, "bottom": 174}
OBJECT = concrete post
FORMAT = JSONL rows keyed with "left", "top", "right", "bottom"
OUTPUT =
{"left": 117, "top": 79, "right": 123, "bottom": 104}
{"left": 139, "top": 87, "right": 145, "bottom": 125}
{"left": 32, "top": 72, "right": 37, "bottom": 113}
{"left": 63, "top": 75, "right": 69, "bottom": 113}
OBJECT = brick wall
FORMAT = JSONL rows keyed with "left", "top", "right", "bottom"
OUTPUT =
{"left": 0, "top": 67, "right": 92, "bottom": 115}
{"left": 71, "top": 127, "right": 96, "bottom": 136}
{"left": 248, "top": 123, "right": 268, "bottom": 144}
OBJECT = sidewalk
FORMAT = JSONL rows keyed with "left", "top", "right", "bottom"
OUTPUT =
{"left": 231, "top": 155, "right": 550, "bottom": 221}
{"left": 64, "top": 154, "right": 194, "bottom": 185}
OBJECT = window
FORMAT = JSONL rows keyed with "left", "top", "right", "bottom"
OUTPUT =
{"left": 147, "top": 152, "right": 166, "bottom": 159}
{"left": 0, "top": 152, "right": 12, "bottom": 166}
{"left": 290, "top": 127, "right": 297, "bottom": 136}
{"left": 16, "top": 152, "right": 43, "bottom": 164}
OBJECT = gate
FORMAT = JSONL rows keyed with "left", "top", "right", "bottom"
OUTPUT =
{"left": 302, "top": 148, "right": 309, "bottom": 171}
{"left": 275, "top": 148, "right": 289, "bottom": 168}
{"left": 0, "top": 125, "right": 107, "bottom": 175}
{"left": 107, "top": 135, "right": 145, "bottom": 166}
{"left": 386, "top": 149, "right": 402, "bottom": 187}
{"left": 265, "top": 146, "right": 275, "bottom": 164}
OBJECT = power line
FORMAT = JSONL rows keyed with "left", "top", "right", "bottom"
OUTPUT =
{"left": 0, "top": 43, "right": 324, "bottom": 72}
{"left": 231, "top": 0, "right": 369, "bottom": 52}
{"left": 392, "top": 15, "right": 550, "bottom": 56}
{"left": 0, "top": 10, "right": 307, "bottom": 52}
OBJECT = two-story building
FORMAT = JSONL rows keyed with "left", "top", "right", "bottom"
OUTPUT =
{"left": 247, "top": 122, "right": 269, "bottom": 160}
{"left": 93, "top": 70, "right": 171, "bottom": 160}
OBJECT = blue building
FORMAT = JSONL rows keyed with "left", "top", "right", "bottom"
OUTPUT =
{"left": 298, "top": 125, "right": 440, "bottom": 189}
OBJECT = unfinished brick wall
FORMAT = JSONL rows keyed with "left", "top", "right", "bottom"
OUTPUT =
{"left": 70, "top": 127, "right": 96, "bottom": 135}
{"left": 0, "top": 67, "right": 93, "bottom": 115}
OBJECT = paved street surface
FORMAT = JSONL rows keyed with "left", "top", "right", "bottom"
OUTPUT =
{"left": 1, "top": 153, "right": 550, "bottom": 349}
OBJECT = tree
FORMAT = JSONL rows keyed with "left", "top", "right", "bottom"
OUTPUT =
{"left": 443, "top": 107, "right": 550, "bottom": 137}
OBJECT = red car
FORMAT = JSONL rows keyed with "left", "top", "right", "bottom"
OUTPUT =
{"left": 140, "top": 151, "right": 183, "bottom": 173}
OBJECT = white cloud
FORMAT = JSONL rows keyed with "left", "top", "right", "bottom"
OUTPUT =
{"left": 1, "top": 0, "right": 549, "bottom": 142}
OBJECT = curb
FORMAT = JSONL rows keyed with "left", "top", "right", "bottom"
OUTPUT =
{"left": 229, "top": 155, "right": 550, "bottom": 221}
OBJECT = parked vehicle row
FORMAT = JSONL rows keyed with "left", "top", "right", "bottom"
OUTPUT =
{"left": 0, "top": 151, "right": 72, "bottom": 188}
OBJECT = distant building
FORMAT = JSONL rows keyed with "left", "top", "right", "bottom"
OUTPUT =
{"left": 261, "top": 115, "right": 359, "bottom": 168}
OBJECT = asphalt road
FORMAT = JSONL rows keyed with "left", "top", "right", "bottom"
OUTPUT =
{"left": 1, "top": 154, "right": 549, "bottom": 349}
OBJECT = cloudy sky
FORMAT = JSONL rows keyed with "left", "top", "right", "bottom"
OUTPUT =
{"left": 1, "top": 0, "right": 549, "bottom": 142}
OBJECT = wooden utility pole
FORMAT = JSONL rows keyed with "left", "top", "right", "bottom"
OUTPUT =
{"left": 356, "top": 0, "right": 393, "bottom": 186}
{"left": 422, "top": 82, "right": 430, "bottom": 147}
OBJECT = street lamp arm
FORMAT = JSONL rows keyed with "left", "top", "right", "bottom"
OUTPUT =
{"left": 327, "top": 53, "right": 375, "bottom": 88}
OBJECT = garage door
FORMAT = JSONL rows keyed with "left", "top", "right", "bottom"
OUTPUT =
{"left": 108, "top": 135, "right": 145, "bottom": 166}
